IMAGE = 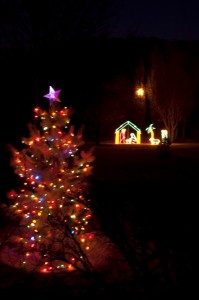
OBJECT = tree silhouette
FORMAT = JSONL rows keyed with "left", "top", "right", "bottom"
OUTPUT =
{"left": 0, "top": 0, "right": 118, "bottom": 50}
{"left": 146, "top": 41, "right": 199, "bottom": 142}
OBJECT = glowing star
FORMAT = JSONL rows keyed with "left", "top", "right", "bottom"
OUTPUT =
{"left": 43, "top": 86, "right": 61, "bottom": 105}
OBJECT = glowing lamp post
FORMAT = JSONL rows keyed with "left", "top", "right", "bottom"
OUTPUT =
{"left": 135, "top": 87, "right": 145, "bottom": 98}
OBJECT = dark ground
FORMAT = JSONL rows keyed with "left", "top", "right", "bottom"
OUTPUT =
{"left": 90, "top": 142, "right": 198, "bottom": 298}
{"left": 0, "top": 142, "right": 198, "bottom": 298}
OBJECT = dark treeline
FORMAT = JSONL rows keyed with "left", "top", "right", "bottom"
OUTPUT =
{"left": 0, "top": 37, "right": 145, "bottom": 142}
{"left": 1, "top": 37, "right": 199, "bottom": 146}
{"left": 1, "top": 1, "right": 199, "bottom": 146}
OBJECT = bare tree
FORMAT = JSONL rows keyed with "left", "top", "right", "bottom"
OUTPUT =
{"left": 146, "top": 41, "right": 199, "bottom": 142}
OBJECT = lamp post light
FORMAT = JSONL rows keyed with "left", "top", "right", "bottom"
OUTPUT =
{"left": 135, "top": 85, "right": 151, "bottom": 127}
{"left": 135, "top": 86, "right": 146, "bottom": 128}
{"left": 135, "top": 87, "right": 145, "bottom": 98}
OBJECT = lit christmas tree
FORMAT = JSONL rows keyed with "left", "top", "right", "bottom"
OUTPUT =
{"left": 6, "top": 86, "right": 95, "bottom": 274}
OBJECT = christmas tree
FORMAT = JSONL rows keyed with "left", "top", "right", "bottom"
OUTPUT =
{"left": 6, "top": 86, "right": 95, "bottom": 274}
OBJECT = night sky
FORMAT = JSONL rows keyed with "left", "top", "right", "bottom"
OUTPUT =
{"left": 111, "top": 0, "right": 199, "bottom": 40}
{"left": 1, "top": 0, "right": 199, "bottom": 46}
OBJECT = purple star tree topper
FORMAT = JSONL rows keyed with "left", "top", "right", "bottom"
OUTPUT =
{"left": 43, "top": 86, "right": 61, "bottom": 105}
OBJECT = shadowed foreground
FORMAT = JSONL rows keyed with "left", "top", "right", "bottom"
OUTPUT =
{"left": 0, "top": 143, "right": 198, "bottom": 298}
